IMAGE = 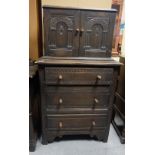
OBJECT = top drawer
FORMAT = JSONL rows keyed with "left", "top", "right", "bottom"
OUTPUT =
{"left": 45, "top": 67, "right": 113, "bottom": 85}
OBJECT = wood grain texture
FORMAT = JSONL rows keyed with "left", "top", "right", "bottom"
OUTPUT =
{"left": 43, "top": 8, "right": 80, "bottom": 56}
{"left": 38, "top": 6, "right": 121, "bottom": 145}
{"left": 43, "top": 7, "right": 116, "bottom": 57}
{"left": 44, "top": 67, "right": 113, "bottom": 85}
{"left": 46, "top": 114, "right": 108, "bottom": 130}
{"left": 80, "top": 11, "right": 116, "bottom": 57}
{"left": 38, "top": 59, "right": 121, "bottom": 144}
{"left": 29, "top": 0, "right": 42, "bottom": 60}
{"left": 36, "top": 56, "right": 122, "bottom": 66}
{"left": 45, "top": 86, "right": 111, "bottom": 109}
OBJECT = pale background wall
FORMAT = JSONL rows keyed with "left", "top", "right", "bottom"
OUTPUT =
{"left": 42, "top": 0, "right": 112, "bottom": 8}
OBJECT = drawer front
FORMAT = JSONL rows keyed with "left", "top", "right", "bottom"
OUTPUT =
{"left": 45, "top": 86, "right": 111, "bottom": 108}
{"left": 45, "top": 67, "right": 113, "bottom": 85}
{"left": 46, "top": 114, "right": 108, "bottom": 130}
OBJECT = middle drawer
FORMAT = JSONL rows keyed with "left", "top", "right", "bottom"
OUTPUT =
{"left": 45, "top": 86, "right": 112, "bottom": 108}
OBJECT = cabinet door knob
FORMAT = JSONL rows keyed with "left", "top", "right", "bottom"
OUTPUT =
{"left": 58, "top": 75, "right": 63, "bottom": 80}
{"left": 92, "top": 121, "right": 96, "bottom": 127}
{"left": 94, "top": 98, "right": 99, "bottom": 104}
{"left": 75, "top": 28, "right": 79, "bottom": 36}
{"left": 59, "top": 122, "right": 63, "bottom": 128}
{"left": 59, "top": 98, "right": 63, "bottom": 104}
{"left": 96, "top": 75, "right": 102, "bottom": 80}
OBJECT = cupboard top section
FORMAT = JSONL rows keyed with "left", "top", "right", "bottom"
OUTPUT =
{"left": 43, "top": 5, "right": 117, "bottom": 12}
{"left": 43, "top": 6, "right": 116, "bottom": 58}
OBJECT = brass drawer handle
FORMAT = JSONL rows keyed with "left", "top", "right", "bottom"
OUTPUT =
{"left": 96, "top": 75, "right": 102, "bottom": 80}
{"left": 59, "top": 98, "right": 63, "bottom": 104}
{"left": 92, "top": 121, "right": 96, "bottom": 127}
{"left": 58, "top": 75, "right": 63, "bottom": 80}
{"left": 59, "top": 122, "right": 63, "bottom": 128}
{"left": 94, "top": 98, "right": 99, "bottom": 104}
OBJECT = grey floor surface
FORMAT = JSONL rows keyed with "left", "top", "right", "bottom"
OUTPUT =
{"left": 30, "top": 124, "right": 125, "bottom": 155}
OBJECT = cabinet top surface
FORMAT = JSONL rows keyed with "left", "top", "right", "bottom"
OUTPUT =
{"left": 36, "top": 56, "right": 121, "bottom": 66}
{"left": 43, "top": 5, "right": 117, "bottom": 12}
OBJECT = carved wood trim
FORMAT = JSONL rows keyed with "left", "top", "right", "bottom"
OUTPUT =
{"left": 45, "top": 67, "right": 113, "bottom": 73}
{"left": 50, "top": 16, "right": 73, "bottom": 30}
{"left": 87, "top": 17, "right": 109, "bottom": 31}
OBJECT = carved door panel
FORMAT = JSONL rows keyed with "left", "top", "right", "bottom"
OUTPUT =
{"left": 43, "top": 8, "right": 80, "bottom": 56}
{"left": 79, "top": 11, "right": 116, "bottom": 57}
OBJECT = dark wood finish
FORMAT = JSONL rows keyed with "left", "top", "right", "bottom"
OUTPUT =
{"left": 43, "top": 8, "right": 80, "bottom": 56}
{"left": 29, "top": 62, "right": 40, "bottom": 152}
{"left": 112, "top": 56, "right": 125, "bottom": 144}
{"left": 46, "top": 114, "right": 108, "bottom": 130}
{"left": 37, "top": 56, "right": 121, "bottom": 144}
{"left": 43, "top": 7, "right": 116, "bottom": 57}
{"left": 47, "top": 129, "right": 107, "bottom": 142}
{"left": 37, "top": 6, "right": 121, "bottom": 145}
{"left": 44, "top": 67, "right": 113, "bottom": 85}
{"left": 29, "top": 0, "right": 42, "bottom": 59}
{"left": 36, "top": 56, "right": 121, "bottom": 66}
{"left": 45, "top": 86, "right": 111, "bottom": 109}
{"left": 80, "top": 11, "right": 116, "bottom": 57}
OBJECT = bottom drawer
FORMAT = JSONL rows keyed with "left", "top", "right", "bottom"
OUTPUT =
{"left": 46, "top": 114, "right": 108, "bottom": 131}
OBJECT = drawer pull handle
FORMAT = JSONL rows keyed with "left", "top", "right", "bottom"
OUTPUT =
{"left": 92, "top": 121, "right": 96, "bottom": 127}
{"left": 58, "top": 75, "right": 63, "bottom": 80}
{"left": 97, "top": 75, "right": 102, "bottom": 80}
{"left": 59, "top": 122, "right": 63, "bottom": 128}
{"left": 59, "top": 98, "right": 63, "bottom": 104}
{"left": 75, "top": 28, "right": 79, "bottom": 36}
{"left": 94, "top": 98, "right": 99, "bottom": 104}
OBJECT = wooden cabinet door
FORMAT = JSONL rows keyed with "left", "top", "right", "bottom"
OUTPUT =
{"left": 79, "top": 11, "right": 116, "bottom": 57}
{"left": 43, "top": 8, "right": 80, "bottom": 56}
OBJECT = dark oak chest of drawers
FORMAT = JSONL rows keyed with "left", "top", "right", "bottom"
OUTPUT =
{"left": 37, "top": 6, "right": 121, "bottom": 144}
{"left": 37, "top": 57, "right": 121, "bottom": 144}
